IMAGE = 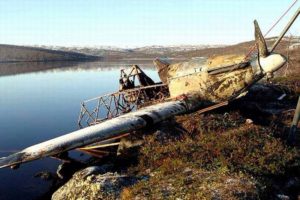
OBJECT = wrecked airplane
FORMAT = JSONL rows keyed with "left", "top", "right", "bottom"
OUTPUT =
{"left": 0, "top": 8, "right": 299, "bottom": 169}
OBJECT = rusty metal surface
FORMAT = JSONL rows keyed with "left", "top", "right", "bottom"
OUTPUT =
{"left": 254, "top": 20, "right": 269, "bottom": 57}
{"left": 153, "top": 58, "right": 170, "bottom": 84}
{"left": 119, "top": 65, "right": 155, "bottom": 90}
{"left": 168, "top": 66, "right": 255, "bottom": 102}
{"left": 78, "top": 83, "right": 169, "bottom": 128}
{"left": 78, "top": 65, "right": 170, "bottom": 128}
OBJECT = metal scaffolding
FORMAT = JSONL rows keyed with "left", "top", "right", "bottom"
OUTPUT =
{"left": 78, "top": 65, "right": 170, "bottom": 127}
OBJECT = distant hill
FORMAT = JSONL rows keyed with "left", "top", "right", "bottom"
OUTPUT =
{"left": 177, "top": 37, "right": 299, "bottom": 58}
{"left": 36, "top": 44, "right": 226, "bottom": 60}
{"left": 38, "top": 36, "right": 299, "bottom": 60}
{"left": 0, "top": 44, "right": 101, "bottom": 62}
{"left": 0, "top": 36, "right": 298, "bottom": 76}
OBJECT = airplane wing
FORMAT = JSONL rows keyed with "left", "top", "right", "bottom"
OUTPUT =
{"left": 0, "top": 100, "right": 189, "bottom": 169}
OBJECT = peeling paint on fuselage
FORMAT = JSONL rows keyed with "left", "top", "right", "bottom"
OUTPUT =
{"left": 167, "top": 55, "right": 255, "bottom": 102}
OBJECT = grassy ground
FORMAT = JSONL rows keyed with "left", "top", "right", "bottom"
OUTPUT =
{"left": 119, "top": 76, "right": 300, "bottom": 200}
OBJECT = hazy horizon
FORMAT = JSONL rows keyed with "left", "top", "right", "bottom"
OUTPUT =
{"left": 0, "top": 0, "right": 299, "bottom": 47}
{"left": 1, "top": 34, "right": 299, "bottom": 49}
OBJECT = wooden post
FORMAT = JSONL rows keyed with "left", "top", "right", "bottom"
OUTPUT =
{"left": 288, "top": 96, "right": 300, "bottom": 145}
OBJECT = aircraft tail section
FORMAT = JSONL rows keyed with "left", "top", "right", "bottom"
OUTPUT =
{"left": 153, "top": 58, "right": 170, "bottom": 84}
{"left": 254, "top": 20, "right": 269, "bottom": 57}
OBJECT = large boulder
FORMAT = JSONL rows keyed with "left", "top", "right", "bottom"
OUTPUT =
{"left": 52, "top": 166, "right": 137, "bottom": 200}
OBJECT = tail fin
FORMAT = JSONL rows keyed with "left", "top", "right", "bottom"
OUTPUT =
{"left": 254, "top": 20, "right": 269, "bottom": 57}
{"left": 153, "top": 58, "right": 170, "bottom": 84}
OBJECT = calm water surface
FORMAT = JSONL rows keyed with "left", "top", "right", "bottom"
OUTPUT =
{"left": 0, "top": 62, "right": 158, "bottom": 200}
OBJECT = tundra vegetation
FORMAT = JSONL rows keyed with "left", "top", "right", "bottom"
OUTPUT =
{"left": 53, "top": 77, "right": 300, "bottom": 200}
{"left": 122, "top": 89, "right": 300, "bottom": 199}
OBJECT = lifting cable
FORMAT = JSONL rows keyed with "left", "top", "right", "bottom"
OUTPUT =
{"left": 244, "top": 0, "right": 298, "bottom": 61}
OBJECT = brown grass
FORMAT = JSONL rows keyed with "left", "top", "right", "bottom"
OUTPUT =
{"left": 121, "top": 77, "right": 300, "bottom": 199}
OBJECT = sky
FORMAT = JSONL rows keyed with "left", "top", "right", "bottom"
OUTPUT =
{"left": 0, "top": 0, "right": 299, "bottom": 47}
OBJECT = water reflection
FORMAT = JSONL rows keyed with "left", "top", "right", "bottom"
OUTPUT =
{"left": 0, "top": 60, "right": 155, "bottom": 77}
{"left": 0, "top": 62, "right": 159, "bottom": 200}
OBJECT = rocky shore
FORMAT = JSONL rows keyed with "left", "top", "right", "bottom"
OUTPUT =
{"left": 45, "top": 76, "right": 300, "bottom": 200}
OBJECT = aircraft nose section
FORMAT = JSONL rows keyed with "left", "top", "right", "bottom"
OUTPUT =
{"left": 259, "top": 53, "right": 286, "bottom": 74}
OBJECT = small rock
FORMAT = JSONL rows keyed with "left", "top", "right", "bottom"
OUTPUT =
{"left": 284, "top": 177, "right": 300, "bottom": 191}
{"left": 34, "top": 171, "right": 54, "bottom": 181}
{"left": 150, "top": 172, "right": 156, "bottom": 177}
{"left": 225, "top": 178, "right": 236, "bottom": 184}
{"left": 183, "top": 167, "right": 192, "bottom": 175}
{"left": 246, "top": 119, "right": 253, "bottom": 124}
{"left": 56, "top": 160, "right": 86, "bottom": 179}
{"left": 276, "top": 194, "right": 290, "bottom": 200}
{"left": 154, "top": 130, "right": 169, "bottom": 142}
{"left": 80, "top": 166, "right": 108, "bottom": 178}
{"left": 184, "top": 176, "right": 193, "bottom": 185}
{"left": 145, "top": 168, "right": 151, "bottom": 174}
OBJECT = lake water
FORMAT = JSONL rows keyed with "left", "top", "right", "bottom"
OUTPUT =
{"left": 0, "top": 61, "right": 159, "bottom": 200}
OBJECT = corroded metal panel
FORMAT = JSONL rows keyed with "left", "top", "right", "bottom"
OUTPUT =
{"left": 167, "top": 54, "right": 254, "bottom": 102}
{"left": 168, "top": 67, "right": 254, "bottom": 102}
